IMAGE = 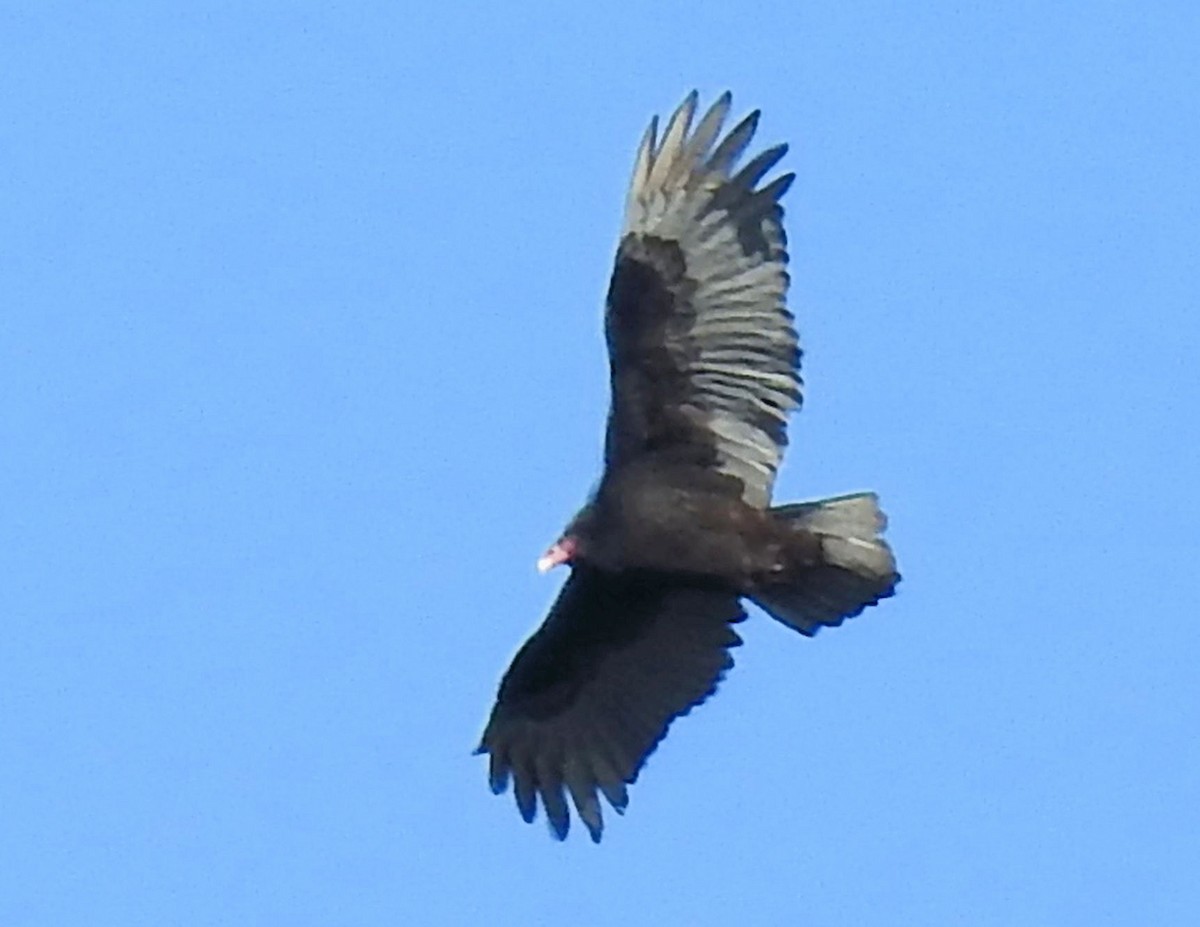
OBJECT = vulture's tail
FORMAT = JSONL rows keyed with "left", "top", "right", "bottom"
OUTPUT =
{"left": 751, "top": 492, "right": 899, "bottom": 636}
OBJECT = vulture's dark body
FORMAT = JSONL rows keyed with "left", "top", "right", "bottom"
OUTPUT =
{"left": 478, "top": 93, "right": 899, "bottom": 842}
{"left": 582, "top": 462, "right": 796, "bottom": 581}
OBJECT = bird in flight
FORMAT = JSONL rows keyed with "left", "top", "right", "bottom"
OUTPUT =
{"left": 478, "top": 92, "right": 899, "bottom": 842}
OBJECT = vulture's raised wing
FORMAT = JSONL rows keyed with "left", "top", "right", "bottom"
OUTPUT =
{"left": 604, "top": 92, "right": 800, "bottom": 508}
{"left": 477, "top": 566, "right": 744, "bottom": 842}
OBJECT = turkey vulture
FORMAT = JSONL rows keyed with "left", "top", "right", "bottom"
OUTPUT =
{"left": 478, "top": 92, "right": 899, "bottom": 842}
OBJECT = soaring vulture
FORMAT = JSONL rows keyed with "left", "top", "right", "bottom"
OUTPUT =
{"left": 478, "top": 92, "right": 899, "bottom": 842}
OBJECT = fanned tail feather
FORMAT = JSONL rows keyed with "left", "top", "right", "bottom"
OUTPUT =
{"left": 753, "top": 492, "right": 899, "bottom": 635}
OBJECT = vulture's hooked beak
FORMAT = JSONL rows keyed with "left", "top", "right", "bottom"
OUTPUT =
{"left": 536, "top": 537, "right": 576, "bottom": 573}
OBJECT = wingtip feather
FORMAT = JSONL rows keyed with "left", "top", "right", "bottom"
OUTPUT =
{"left": 706, "top": 109, "right": 760, "bottom": 176}
{"left": 627, "top": 114, "right": 659, "bottom": 200}
{"left": 644, "top": 91, "right": 699, "bottom": 191}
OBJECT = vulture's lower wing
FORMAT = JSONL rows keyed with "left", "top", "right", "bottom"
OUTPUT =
{"left": 478, "top": 566, "right": 744, "bottom": 842}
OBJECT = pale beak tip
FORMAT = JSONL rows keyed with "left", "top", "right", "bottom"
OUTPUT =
{"left": 536, "top": 538, "right": 575, "bottom": 573}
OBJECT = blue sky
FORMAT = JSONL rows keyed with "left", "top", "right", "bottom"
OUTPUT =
{"left": 3, "top": 3, "right": 1198, "bottom": 924}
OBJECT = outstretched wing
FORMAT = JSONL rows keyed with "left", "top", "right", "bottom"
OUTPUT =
{"left": 604, "top": 92, "right": 801, "bottom": 508}
{"left": 478, "top": 566, "right": 745, "bottom": 842}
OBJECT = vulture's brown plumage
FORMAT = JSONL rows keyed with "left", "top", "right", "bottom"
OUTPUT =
{"left": 478, "top": 92, "right": 899, "bottom": 842}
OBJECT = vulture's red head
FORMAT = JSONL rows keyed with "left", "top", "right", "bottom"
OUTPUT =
{"left": 536, "top": 535, "right": 578, "bottom": 573}
{"left": 536, "top": 504, "right": 596, "bottom": 572}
